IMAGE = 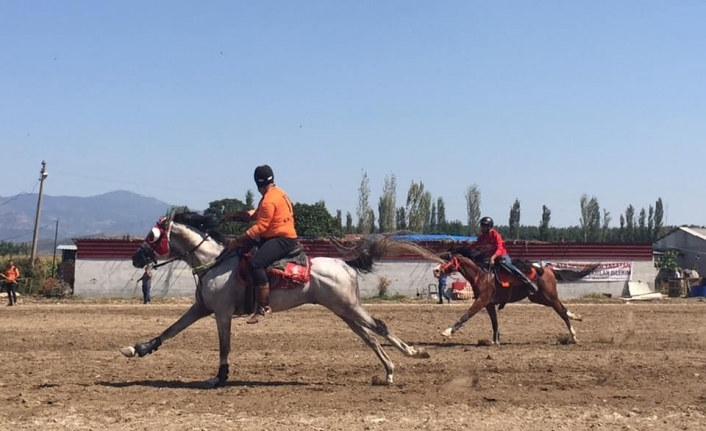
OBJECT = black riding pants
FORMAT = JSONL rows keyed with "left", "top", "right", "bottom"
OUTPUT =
{"left": 250, "top": 237, "right": 299, "bottom": 286}
{"left": 4, "top": 282, "right": 17, "bottom": 304}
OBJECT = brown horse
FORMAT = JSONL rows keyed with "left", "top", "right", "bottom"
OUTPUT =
{"left": 436, "top": 247, "right": 598, "bottom": 344}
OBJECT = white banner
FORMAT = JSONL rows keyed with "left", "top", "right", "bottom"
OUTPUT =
{"left": 542, "top": 261, "right": 633, "bottom": 282}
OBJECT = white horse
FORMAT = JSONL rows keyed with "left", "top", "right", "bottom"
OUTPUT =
{"left": 122, "top": 212, "right": 445, "bottom": 387}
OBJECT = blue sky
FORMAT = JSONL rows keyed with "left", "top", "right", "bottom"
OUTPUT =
{"left": 1, "top": 1, "right": 704, "bottom": 227}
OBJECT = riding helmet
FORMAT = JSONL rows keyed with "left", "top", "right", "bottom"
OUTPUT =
{"left": 254, "top": 165, "right": 274, "bottom": 186}
{"left": 480, "top": 216, "right": 494, "bottom": 227}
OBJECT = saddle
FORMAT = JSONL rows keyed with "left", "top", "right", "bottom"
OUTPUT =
{"left": 236, "top": 243, "right": 312, "bottom": 290}
{"left": 488, "top": 258, "right": 540, "bottom": 289}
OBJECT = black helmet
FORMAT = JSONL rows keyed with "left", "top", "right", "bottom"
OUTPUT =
{"left": 254, "top": 165, "right": 274, "bottom": 186}
{"left": 480, "top": 216, "right": 494, "bottom": 228}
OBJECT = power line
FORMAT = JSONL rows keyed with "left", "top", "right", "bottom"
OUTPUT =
{"left": 0, "top": 222, "right": 54, "bottom": 242}
{"left": 0, "top": 179, "right": 40, "bottom": 207}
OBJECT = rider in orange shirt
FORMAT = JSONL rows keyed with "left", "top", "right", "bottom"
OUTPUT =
{"left": 225, "top": 165, "right": 299, "bottom": 323}
{"left": 469, "top": 217, "right": 538, "bottom": 294}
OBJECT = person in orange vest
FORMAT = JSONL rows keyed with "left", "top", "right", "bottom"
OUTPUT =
{"left": 224, "top": 164, "right": 299, "bottom": 324}
{"left": 3, "top": 260, "right": 20, "bottom": 306}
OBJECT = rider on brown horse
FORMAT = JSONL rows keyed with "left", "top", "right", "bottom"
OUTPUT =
{"left": 469, "top": 216, "right": 538, "bottom": 294}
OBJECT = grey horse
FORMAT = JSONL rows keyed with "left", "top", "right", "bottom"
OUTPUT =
{"left": 122, "top": 212, "right": 445, "bottom": 387}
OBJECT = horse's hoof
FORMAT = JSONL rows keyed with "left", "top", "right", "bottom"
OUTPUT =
{"left": 204, "top": 376, "right": 220, "bottom": 388}
{"left": 371, "top": 375, "right": 392, "bottom": 386}
{"left": 441, "top": 328, "right": 453, "bottom": 338}
{"left": 120, "top": 346, "right": 136, "bottom": 357}
{"left": 414, "top": 348, "right": 431, "bottom": 359}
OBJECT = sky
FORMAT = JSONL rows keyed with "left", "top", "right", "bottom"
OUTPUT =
{"left": 1, "top": 1, "right": 704, "bottom": 228}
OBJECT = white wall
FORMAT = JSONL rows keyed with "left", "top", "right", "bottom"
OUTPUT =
{"left": 74, "top": 259, "right": 197, "bottom": 298}
{"left": 74, "top": 258, "right": 657, "bottom": 300}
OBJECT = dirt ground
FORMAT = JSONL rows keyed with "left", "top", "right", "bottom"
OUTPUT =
{"left": 1, "top": 299, "right": 705, "bottom": 431}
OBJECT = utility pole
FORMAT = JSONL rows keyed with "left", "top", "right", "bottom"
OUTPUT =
{"left": 30, "top": 160, "right": 48, "bottom": 268}
{"left": 52, "top": 219, "right": 59, "bottom": 275}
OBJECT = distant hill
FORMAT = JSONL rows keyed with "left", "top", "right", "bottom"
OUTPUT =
{"left": 0, "top": 190, "right": 174, "bottom": 251}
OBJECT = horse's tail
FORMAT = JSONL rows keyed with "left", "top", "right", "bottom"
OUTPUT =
{"left": 330, "top": 234, "right": 445, "bottom": 274}
{"left": 552, "top": 263, "right": 601, "bottom": 282}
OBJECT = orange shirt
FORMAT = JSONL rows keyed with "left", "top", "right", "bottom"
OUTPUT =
{"left": 246, "top": 186, "right": 297, "bottom": 240}
{"left": 4, "top": 265, "right": 19, "bottom": 282}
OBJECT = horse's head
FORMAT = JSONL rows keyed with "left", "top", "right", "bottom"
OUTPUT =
{"left": 434, "top": 255, "right": 462, "bottom": 276}
{"left": 132, "top": 216, "right": 173, "bottom": 268}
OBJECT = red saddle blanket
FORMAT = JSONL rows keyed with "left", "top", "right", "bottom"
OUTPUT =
{"left": 495, "top": 266, "right": 538, "bottom": 288}
{"left": 237, "top": 250, "right": 311, "bottom": 289}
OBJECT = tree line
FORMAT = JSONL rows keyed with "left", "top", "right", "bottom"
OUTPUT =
{"left": 2, "top": 174, "right": 680, "bottom": 254}
{"left": 166, "top": 172, "right": 677, "bottom": 243}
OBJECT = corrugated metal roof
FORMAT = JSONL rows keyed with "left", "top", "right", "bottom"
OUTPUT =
{"left": 681, "top": 227, "right": 706, "bottom": 242}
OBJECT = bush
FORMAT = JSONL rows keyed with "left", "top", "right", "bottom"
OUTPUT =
{"left": 0, "top": 256, "right": 57, "bottom": 296}
{"left": 37, "top": 277, "right": 72, "bottom": 298}
{"left": 377, "top": 276, "right": 391, "bottom": 298}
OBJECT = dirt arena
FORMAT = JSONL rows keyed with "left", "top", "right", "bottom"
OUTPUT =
{"left": 1, "top": 299, "right": 705, "bottom": 430}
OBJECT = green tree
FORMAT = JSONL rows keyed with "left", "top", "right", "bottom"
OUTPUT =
{"left": 356, "top": 171, "right": 373, "bottom": 234}
{"left": 396, "top": 207, "right": 407, "bottom": 230}
{"left": 508, "top": 198, "right": 521, "bottom": 239}
{"left": 638, "top": 207, "right": 647, "bottom": 242}
{"left": 245, "top": 190, "right": 255, "bottom": 209}
{"left": 539, "top": 205, "right": 551, "bottom": 241}
{"left": 465, "top": 185, "right": 481, "bottom": 235}
{"left": 293, "top": 201, "right": 342, "bottom": 238}
{"left": 602, "top": 208, "right": 612, "bottom": 242}
{"left": 429, "top": 202, "right": 438, "bottom": 233}
{"left": 654, "top": 198, "right": 664, "bottom": 240}
{"left": 204, "top": 198, "right": 249, "bottom": 235}
{"left": 405, "top": 181, "right": 428, "bottom": 233}
{"left": 579, "top": 194, "right": 601, "bottom": 242}
{"left": 436, "top": 197, "right": 447, "bottom": 232}
{"left": 345, "top": 212, "right": 354, "bottom": 234}
{"left": 444, "top": 220, "right": 467, "bottom": 236}
{"left": 377, "top": 174, "right": 397, "bottom": 233}
{"left": 625, "top": 205, "right": 636, "bottom": 242}
{"left": 165, "top": 205, "right": 190, "bottom": 216}
{"left": 335, "top": 210, "right": 343, "bottom": 232}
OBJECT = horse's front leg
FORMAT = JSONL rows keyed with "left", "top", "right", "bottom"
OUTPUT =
{"left": 204, "top": 310, "right": 233, "bottom": 388}
{"left": 120, "top": 302, "right": 211, "bottom": 358}
{"left": 441, "top": 288, "right": 493, "bottom": 338}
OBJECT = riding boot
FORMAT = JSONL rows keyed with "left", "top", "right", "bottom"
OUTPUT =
{"left": 521, "top": 275, "right": 539, "bottom": 294}
{"left": 247, "top": 283, "right": 270, "bottom": 324}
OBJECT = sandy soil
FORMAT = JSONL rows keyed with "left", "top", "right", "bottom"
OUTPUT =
{"left": 1, "top": 299, "right": 705, "bottom": 430}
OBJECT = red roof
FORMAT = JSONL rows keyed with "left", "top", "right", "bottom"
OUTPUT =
{"left": 73, "top": 238, "right": 654, "bottom": 261}
{"left": 74, "top": 238, "right": 144, "bottom": 259}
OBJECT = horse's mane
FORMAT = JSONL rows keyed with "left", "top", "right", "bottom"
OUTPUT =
{"left": 172, "top": 212, "right": 229, "bottom": 245}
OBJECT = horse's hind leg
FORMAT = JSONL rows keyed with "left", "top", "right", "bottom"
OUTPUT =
{"left": 528, "top": 293, "right": 578, "bottom": 343}
{"left": 339, "top": 316, "right": 395, "bottom": 384}
{"left": 343, "top": 305, "right": 430, "bottom": 359}
{"left": 485, "top": 304, "right": 501, "bottom": 345}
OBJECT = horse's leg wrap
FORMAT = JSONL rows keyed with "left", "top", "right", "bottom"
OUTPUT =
{"left": 134, "top": 337, "right": 162, "bottom": 357}
{"left": 216, "top": 364, "right": 229, "bottom": 387}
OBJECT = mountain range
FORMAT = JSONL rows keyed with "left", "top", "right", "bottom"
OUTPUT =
{"left": 0, "top": 190, "right": 174, "bottom": 252}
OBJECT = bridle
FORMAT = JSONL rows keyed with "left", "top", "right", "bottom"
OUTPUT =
{"left": 139, "top": 218, "right": 211, "bottom": 271}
